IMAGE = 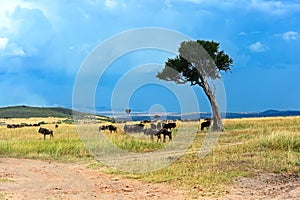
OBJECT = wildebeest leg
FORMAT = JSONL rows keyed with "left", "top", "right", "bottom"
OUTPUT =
{"left": 156, "top": 134, "right": 161, "bottom": 142}
{"left": 163, "top": 134, "right": 166, "bottom": 143}
{"left": 44, "top": 134, "right": 46, "bottom": 140}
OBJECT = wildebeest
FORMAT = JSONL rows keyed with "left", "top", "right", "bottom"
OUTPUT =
{"left": 163, "top": 122, "right": 176, "bottom": 130}
{"left": 143, "top": 128, "right": 158, "bottom": 141}
{"left": 107, "top": 124, "right": 117, "bottom": 133}
{"left": 150, "top": 123, "right": 157, "bottom": 129}
{"left": 201, "top": 118, "right": 211, "bottom": 131}
{"left": 7, "top": 124, "right": 23, "bottom": 128}
{"left": 7, "top": 124, "right": 14, "bottom": 128}
{"left": 7, "top": 123, "right": 40, "bottom": 129}
{"left": 99, "top": 125, "right": 117, "bottom": 133}
{"left": 38, "top": 127, "right": 54, "bottom": 140}
{"left": 155, "top": 128, "right": 172, "bottom": 142}
{"left": 124, "top": 123, "right": 144, "bottom": 133}
{"left": 55, "top": 124, "right": 59, "bottom": 128}
{"left": 157, "top": 122, "right": 162, "bottom": 130}
{"left": 99, "top": 125, "right": 107, "bottom": 132}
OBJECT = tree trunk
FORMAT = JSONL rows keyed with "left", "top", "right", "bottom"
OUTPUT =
{"left": 199, "top": 77, "right": 223, "bottom": 132}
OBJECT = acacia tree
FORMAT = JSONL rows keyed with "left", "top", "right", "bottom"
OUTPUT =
{"left": 157, "top": 40, "right": 233, "bottom": 131}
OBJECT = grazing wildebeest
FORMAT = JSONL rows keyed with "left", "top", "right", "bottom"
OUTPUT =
{"left": 55, "top": 124, "right": 59, "bottom": 128}
{"left": 155, "top": 128, "right": 172, "bottom": 142}
{"left": 7, "top": 124, "right": 13, "bottom": 128}
{"left": 201, "top": 118, "right": 211, "bottom": 131}
{"left": 150, "top": 123, "right": 157, "bottom": 129}
{"left": 107, "top": 124, "right": 117, "bottom": 133}
{"left": 143, "top": 128, "right": 158, "bottom": 141}
{"left": 7, "top": 124, "right": 21, "bottom": 128}
{"left": 99, "top": 125, "right": 107, "bottom": 132}
{"left": 157, "top": 122, "right": 162, "bottom": 130}
{"left": 99, "top": 125, "right": 117, "bottom": 133}
{"left": 163, "top": 122, "right": 176, "bottom": 130}
{"left": 38, "top": 127, "right": 54, "bottom": 140}
{"left": 124, "top": 123, "right": 144, "bottom": 133}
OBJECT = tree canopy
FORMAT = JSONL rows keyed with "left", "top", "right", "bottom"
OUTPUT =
{"left": 157, "top": 40, "right": 233, "bottom": 85}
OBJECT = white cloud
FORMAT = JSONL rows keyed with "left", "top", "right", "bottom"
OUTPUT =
{"left": 105, "top": 0, "right": 119, "bottom": 8}
{"left": 173, "top": 0, "right": 300, "bottom": 16}
{"left": 0, "top": 37, "right": 25, "bottom": 56}
{"left": 249, "top": 41, "right": 267, "bottom": 52}
{"left": 0, "top": 37, "right": 9, "bottom": 50}
{"left": 0, "top": 4, "right": 54, "bottom": 58}
{"left": 6, "top": 42, "right": 25, "bottom": 56}
{"left": 247, "top": 0, "right": 300, "bottom": 15}
{"left": 275, "top": 31, "right": 299, "bottom": 40}
{"left": 282, "top": 31, "right": 299, "bottom": 40}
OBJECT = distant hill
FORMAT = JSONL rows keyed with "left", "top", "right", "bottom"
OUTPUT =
{"left": 0, "top": 105, "right": 111, "bottom": 121}
{"left": 225, "top": 109, "right": 300, "bottom": 119}
{"left": 109, "top": 109, "right": 300, "bottom": 121}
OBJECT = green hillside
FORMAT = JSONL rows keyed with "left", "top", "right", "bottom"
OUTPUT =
{"left": 0, "top": 105, "right": 110, "bottom": 120}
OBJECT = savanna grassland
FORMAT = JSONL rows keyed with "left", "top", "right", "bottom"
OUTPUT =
{"left": 1, "top": 116, "right": 300, "bottom": 198}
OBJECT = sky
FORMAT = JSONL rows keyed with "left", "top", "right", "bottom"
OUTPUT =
{"left": 0, "top": 0, "right": 299, "bottom": 113}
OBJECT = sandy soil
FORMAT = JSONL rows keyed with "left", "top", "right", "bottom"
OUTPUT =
{"left": 215, "top": 173, "right": 300, "bottom": 200}
{"left": 1, "top": 158, "right": 300, "bottom": 200}
{"left": 0, "top": 158, "right": 185, "bottom": 200}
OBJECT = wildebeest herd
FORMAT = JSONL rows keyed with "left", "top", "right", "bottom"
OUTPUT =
{"left": 4, "top": 118, "right": 212, "bottom": 142}
{"left": 99, "top": 118, "right": 212, "bottom": 143}
{"left": 99, "top": 121, "right": 178, "bottom": 143}
{"left": 7, "top": 123, "right": 41, "bottom": 128}
{"left": 6, "top": 122, "right": 57, "bottom": 140}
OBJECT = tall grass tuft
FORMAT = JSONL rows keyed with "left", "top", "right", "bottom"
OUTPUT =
{"left": 254, "top": 131, "right": 300, "bottom": 152}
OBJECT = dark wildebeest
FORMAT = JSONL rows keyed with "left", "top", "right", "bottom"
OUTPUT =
{"left": 99, "top": 125, "right": 117, "bottom": 133}
{"left": 163, "top": 122, "right": 176, "bottom": 130}
{"left": 99, "top": 125, "right": 107, "bottom": 132}
{"left": 124, "top": 123, "right": 144, "bottom": 133}
{"left": 38, "top": 127, "right": 54, "bottom": 140}
{"left": 107, "top": 124, "right": 117, "bottom": 133}
{"left": 55, "top": 124, "right": 59, "bottom": 128}
{"left": 201, "top": 118, "right": 211, "bottom": 131}
{"left": 157, "top": 122, "right": 162, "bottom": 130}
{"left": 155, "top": 128, "right": 172, "bottom": 142}
{"left": 7, "top": 124, "right": 20, "bottom": 128}
{"left": 150, "top": 123, "right": 157, "bottom": 129}
{"left": 7, "top": 124, "right": 13, "bottom": 128}
{"left": 143, "top": 128, "right": 158, "bottom": 141}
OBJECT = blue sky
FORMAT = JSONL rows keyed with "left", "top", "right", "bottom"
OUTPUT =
{"left": 0, "top": 0, "right": 299, "bottom": 113}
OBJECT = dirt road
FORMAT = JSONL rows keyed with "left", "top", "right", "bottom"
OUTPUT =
{"left": 1, "top": 158, "right": 300, "bottom": 200}
{"left": 0, "top": 158, "right": 185, "bottom": 200}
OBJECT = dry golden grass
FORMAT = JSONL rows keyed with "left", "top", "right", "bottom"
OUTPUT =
{"left": 0, "top": 116, "right": 300, "bottom": 197}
